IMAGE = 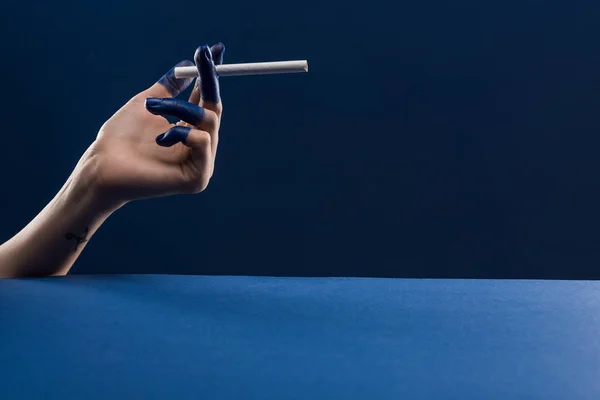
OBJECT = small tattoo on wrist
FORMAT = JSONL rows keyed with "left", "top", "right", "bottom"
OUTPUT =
{"left": 65, "top": 227, "right": 89, "bottom": 251}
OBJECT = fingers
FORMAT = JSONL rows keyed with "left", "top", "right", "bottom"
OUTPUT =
{"left": 156, "top": 126, "right": 213, "bottom": 194}
{"left": 155, "top": 126, "right": 193, "bottom": 147}
{"left": 155, "top": 126, "right": 211, "bottom": 153}
{"left": 211, "top": 42, "right": 225, "bottom": 66}
{"left": 144, "top": 42, "right": 224, "bottom": 101}
{"left": 145, "top": 97, "right": 217, "bottom": 130}
{"left": 196, "top": 45, "right": 223, "bottom": 114}
{"left": 146, "top": 42, "right": 224, "bottom": 195}
{"left": 188, "top": 43, "right": 225, "bottom": 106}
{"left": 145, "top": 60, "right": 195, "bottom": 98}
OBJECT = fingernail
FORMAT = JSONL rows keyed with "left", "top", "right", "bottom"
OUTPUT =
{"left": 204, "top": 45, "right": 213, "bottom": 63}
{"left": 145, "top": 98, "right": 162, "bottom": 108}
{"left": 213, "top": 42, "right": 225, "bottom": 65}
{"left": 194, "top": 46, "right": 204, "bottom": 62}
{"left": 156, "top": 126, "right": 190, "bottom": 147}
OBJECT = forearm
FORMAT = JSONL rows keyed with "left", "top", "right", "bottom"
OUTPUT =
{"left": 0, "top": 158, "right": 117, "bottom": 277}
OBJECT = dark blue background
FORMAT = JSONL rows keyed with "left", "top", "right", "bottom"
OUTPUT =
{"left": 1, "top": 1, "right": 600, "bottom": 278}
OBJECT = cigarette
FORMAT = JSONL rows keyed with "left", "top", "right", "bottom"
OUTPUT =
{"left": 174, "top": 60, "right": 309, "bottom": 78}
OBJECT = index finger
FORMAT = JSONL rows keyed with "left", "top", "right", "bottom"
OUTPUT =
{"left": 146, "top": 60, "right": 195, "bottom": 98}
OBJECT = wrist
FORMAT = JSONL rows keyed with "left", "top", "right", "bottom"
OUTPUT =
{"left": 68, "top": 146, "right": 127, "bottom": 216}
{"left": 0, "top": 151, "right": 122, "bottom": 277}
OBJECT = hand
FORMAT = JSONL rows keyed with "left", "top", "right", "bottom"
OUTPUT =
{"left": 0, "top": 43, "right": 227, "bottom": 277}
{"left": 79, "top": 43, "right": 225, "bottom": 209}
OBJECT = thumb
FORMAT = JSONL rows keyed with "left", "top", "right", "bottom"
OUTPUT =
{"left": 144, "top": 60, "right": 195, "bottom": 98}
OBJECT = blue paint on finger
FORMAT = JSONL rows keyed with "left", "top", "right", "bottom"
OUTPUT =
{"left": 193, "top": 43, "right": 225, "bottom": 92}
{"left": 145, "top": 98, "right": 205, "bottom": 126}
{"left": 156, "top": 126, "right": 191, "bottom": 147}
{"left": 158, "top": 60, "right": 195, "bottom": 97}
{"left": 211, "top": 42, "right": 225, "bottom": 66}
{"left": 194, "top": 45, "right": 221, "bottom": 104}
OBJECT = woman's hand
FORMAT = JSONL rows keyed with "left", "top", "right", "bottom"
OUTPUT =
{"left": 82, "top": 43, "right": 225, "bottom": 208}
{"left": 0, "top": 43, "right": 226, "bottom": 277}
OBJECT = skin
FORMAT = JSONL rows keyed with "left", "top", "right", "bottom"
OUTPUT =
{"left": 0, "top": 43, "right": 225, "bottom": 278}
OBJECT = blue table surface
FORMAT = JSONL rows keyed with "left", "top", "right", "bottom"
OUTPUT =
{"left": 1, "top": 275, "right": 600, "bottom": 399}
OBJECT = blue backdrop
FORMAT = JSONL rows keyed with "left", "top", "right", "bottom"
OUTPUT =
{"left": 1, "top": 0, "right": 600, "bottom": 278}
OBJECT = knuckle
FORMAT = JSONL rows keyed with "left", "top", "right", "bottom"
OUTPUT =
{"left": 146, "top": 113, "right": 165, "bottom": 125}
{"left": 183, "top": 178, "right": 209, "bottom": 194}
{"left": 202, "top": 110, "right": 219, "bottom": 130}
{"left": 196, "top": 130, "right": 212, "bottom": 148}
{"left": 213, "top": 102, "right": 223, "bottom": 116}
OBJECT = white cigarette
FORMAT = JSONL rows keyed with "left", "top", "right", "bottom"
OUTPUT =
{"left": 174, "top": 60, "right": 309, "bottom": 78}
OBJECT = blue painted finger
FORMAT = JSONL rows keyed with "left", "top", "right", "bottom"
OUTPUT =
{"left": 190, "top": 43, "right": 225, "bottom": 105}
{"left": 155, "top": 126, "right": 191, "bottom": 147}
{"left": 211, "top": 42, "right": 225, "bottom": 66}
{"left": 157, "top": 60, "right": 195, "bottom": 97}
{"left": 145, "top": 98, "right": 205, "bottom": 126}
{"left": 194, "top": 45, "right": 221, "bottom": 104}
